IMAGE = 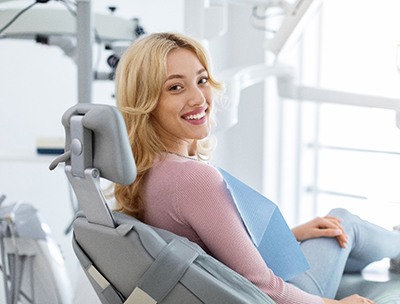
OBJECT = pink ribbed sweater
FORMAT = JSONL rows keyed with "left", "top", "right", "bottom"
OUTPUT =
{"left": 142, "top": 153, "right": 323, "bottom": 304}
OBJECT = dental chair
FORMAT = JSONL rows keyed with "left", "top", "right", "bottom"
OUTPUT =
{"left": 49, "top": 103, "right": 275, "bottom": 304}
{"left": 51, "top": 104, "right": 400, "bottom": 304}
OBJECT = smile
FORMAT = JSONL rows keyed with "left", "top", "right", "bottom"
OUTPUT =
{"left": 182, "top": 110, "right": 206, "bottom": 121}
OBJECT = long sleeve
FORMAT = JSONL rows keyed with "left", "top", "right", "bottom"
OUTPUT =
{"left": 142, "top": 154, "right": 323, "bottom": 304}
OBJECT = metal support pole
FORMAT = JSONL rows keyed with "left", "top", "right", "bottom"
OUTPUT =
{"left": 76, "top": 0, "right": 93, "bottom": 103}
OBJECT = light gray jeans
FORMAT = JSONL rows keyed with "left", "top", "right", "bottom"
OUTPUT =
{"left": 288, "top": 208, "right": 400, "bottom": 298}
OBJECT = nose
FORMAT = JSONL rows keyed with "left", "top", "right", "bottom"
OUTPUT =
{"left": 188, "top": 86, "right": 206, "bottom": 107}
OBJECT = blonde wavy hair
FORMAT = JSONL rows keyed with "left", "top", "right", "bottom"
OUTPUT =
{"left": 114, "top": 32, "right": 223, "bottom": 219}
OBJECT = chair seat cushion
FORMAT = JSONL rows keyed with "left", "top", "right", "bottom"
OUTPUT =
{"left": 337, "top": 260, "right": 400, "bottom": 303}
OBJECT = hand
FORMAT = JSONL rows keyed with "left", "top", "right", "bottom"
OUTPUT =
{"left": 291, "top": 215, "right": 348, "bottom": 248}
{"left": 323, "top": 294, "right": 375, "bottom": 303}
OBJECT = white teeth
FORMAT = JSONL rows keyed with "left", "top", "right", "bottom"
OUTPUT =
{"left": 184, "top": 111, "right": 206, "bottom": 120}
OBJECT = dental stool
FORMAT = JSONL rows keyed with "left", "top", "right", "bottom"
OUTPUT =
{"left": 50, "top": 104, "right": 275, "bottom": 304}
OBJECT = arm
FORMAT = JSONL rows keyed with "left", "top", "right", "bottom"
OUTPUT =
{"left": 176, "top": 164, "right": 323, "bottom": 304}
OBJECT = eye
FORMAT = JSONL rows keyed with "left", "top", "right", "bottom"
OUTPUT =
{"left": 198, "top": 77, "right": 208, "bottom": 85}
{"left": 169, "top": 84, "right": 183, "bottom": 92}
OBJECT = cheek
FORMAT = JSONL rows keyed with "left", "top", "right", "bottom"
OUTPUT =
{"left": 204, "top": 89, "right": 213, "bottom": 106}
{"left": 154, "top": 96, "right": 174, "bottom": 117}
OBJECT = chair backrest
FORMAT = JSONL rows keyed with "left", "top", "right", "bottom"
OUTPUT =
{"left": 50, "top": 103, "right": 136, "bottom": 228}
{"left": 51, "top": 103, "right": 275, "bottom": 304}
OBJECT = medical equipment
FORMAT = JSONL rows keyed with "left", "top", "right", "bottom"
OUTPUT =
{"left": 0, "top": 196, "right": 72, "bottom": 304}
{"left": 184, "top": 0, "right": 321, "bottom": 55}
{"left": 0, "top": 0, "right": 143, "bottom": 102}
{"left": 247, "top": 0, "right": 323, "bottom": 55}
{"left": 216, "top": 61, "right": 400, "bottom": 131}
{"left": 49, "top": 103, "right": 276, "bottom": 304}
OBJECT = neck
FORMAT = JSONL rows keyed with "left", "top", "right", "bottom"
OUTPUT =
{"left": 167, "top": 151, "right": 199, "bottom": 161}
{"left": 164, "top": 141, "right": 198, "bottom": 158}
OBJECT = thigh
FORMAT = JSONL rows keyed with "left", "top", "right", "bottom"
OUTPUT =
{"left": 288, "top": 236, "right": 351, "bottom": 298}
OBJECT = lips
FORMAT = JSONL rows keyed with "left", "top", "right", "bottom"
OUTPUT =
{"left": 181, "top": 107, "right": 207, "bottom": 122}
{"left": 183, "top": 110, "right": 206, "bottom": 120}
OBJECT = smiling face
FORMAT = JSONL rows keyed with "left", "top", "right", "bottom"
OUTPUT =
{"left": 151, "top": 48, "right": 213, "bottom": 155}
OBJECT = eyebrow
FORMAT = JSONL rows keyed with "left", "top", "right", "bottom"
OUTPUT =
{"left": 165, "top": 68, "right": 207, "bottom": 82}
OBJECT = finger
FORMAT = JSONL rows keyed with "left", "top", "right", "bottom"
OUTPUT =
{"left": 313, "top": 227, "right": 343, "bottom": 238}
{"left": 321, "top": 217, "right": 346, "bottom": 236}
{"left": 335, "top": 234, "right": 348, "bottom": 248}
{"left": 324, "top": 215, "right": 343, "bottom": 223}
{"left": 319, "top": 217, "right": 343, "bottom": 229}
{"left": 311, "top": 227, "right": 348, "bottom": 248}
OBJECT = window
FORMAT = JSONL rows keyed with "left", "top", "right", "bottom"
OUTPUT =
{"left": 264, "top": 0, "right": 400, "bottom": 229}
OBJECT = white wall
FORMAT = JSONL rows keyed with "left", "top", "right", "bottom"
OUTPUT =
{"left": 0, "top": 0, "right": 268, "bottom": 300}
{"left": 208, "top": 4, "right": 267, "bottom": 193}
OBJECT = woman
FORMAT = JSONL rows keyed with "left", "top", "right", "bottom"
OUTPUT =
{"left": 114, "top": 32, "right": 400, "bottom": 303}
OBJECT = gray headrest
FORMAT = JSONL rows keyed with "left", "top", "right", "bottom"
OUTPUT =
{"left": 61, "top": 103, "right": 136, "bottom": 185}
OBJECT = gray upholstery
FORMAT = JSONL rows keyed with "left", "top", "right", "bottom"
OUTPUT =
{"left": 338, "top": 272, "right": 400, "bottom": 303}
{"left": 61, "top": 103, "right": 136, "bottom": 186}
{"left": 73, "top": 211, "right": 275, "bottom": 303}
